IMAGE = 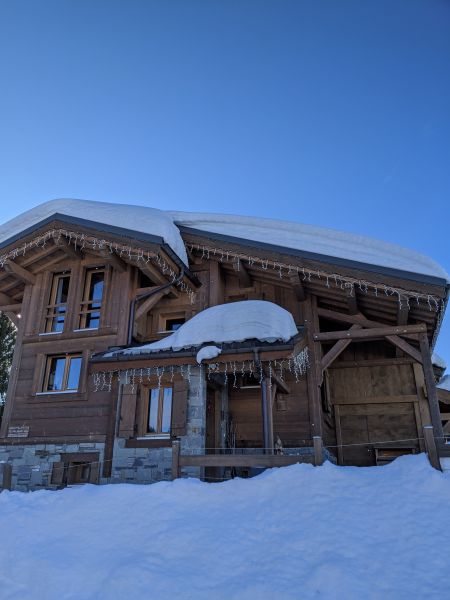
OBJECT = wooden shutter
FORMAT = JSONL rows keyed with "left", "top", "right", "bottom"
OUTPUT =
{"left": 171, "top": 378, "right": 189, "bottom": 437}
{"left": 50, "top": 462, "right": 66, "bottom": 486}
{"left": 119, "top": 384, "right": 138, "bottom": 438}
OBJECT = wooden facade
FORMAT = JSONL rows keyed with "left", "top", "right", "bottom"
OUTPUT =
{"left": 0, "top": 207, "right": 448, "bottom": 489}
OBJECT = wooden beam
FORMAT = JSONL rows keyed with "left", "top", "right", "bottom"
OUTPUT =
{"left": 289, "top": 272, "right": 306, "bottom": 302}
{"left": 313, "top": 324, "right": 427, "bottom": 343}
{"left": 318, "top": 307, "right": 424, "bottom": 343}
{"left": 233, "top": 258, "right": 252, "bottom": 287}
{"left": 321, "top": 325, "right": 362, "bottom": 371}
{"left": 135, "top": 288, "right": 171, "bottom": 321}
{"left": 385, "top": 335, "right": 422, "bottom": 364}
{"left": 0, "top": 303, "right": 21, "bottom": 313}
{"left": 419, "top": 333, "right": 444, "bottom": 441}
{"left": 3, "top": 260, "right": 36, "bottom": 285}
{"left": 303, "top": 295, "right": 323, "bottom": 437}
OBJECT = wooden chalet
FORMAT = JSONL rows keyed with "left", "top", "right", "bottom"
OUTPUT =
{"left": 0, "top": 199, "right": 448, "bottom": 491}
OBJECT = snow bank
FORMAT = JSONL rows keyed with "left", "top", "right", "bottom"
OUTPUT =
{"left": 0, "top": 454, "right": 449, "bottom": 600}
{"left": 196, "top": 345, "right": 222, "bottom": 363}
{"left": 0, "top": 199, "right": 188, "bottom": 265}
{"left": 168, "top": 210, "right": 449, "bottom": 281}
{"left": 112, "top": 300, "right": 298, "bottom": 355}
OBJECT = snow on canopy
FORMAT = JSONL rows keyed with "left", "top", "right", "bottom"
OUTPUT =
{"left": 0, "top": 199, "right": 188, "bottom": 266}
{"left": 110, "top": 300, "right": 298, "bottom": 355}
{"left": 168, "top": 210, "right": 449, "bottom": 282}
{"left": 1, "top": 454, "right": 450, "bottom": 599}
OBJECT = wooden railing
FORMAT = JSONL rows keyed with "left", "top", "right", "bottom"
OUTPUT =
{"left": 171, "top": 436, "right": 324, "bottom": 480}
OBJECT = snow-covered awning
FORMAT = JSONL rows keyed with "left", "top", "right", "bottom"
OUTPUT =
{"left": 104, "top": 300, "right": 299, "bottom": 357}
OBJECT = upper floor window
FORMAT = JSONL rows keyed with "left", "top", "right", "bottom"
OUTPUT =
{"left": 79, "top": 267, "right": 105, "bottom": 329}
{"left": 45, "top": 272, "right": 70, "bottom": 332}
{"left": 165, "top": 317, "right": 185, "bottom": 332}
{"left": 43, "top": 353, "right": 82, "bottom": 392}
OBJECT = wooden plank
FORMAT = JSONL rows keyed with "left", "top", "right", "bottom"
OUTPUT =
{"left": 346, "top": 284, "right": 359, "bottom": 315}
{"left": 419, "top": 333, "right": 444, "bottom": 441}
{"left": 0, "top": 303, "right": 21, "bottom": 312}
{"left": 314, "top": 324, "right": 427, "bottom": 342}
{"left": 321, "top": 325, "right": 361, "bottom": 371}
{"left": 330, "top": 394, "right": 418, "bottom": 405}
{"left": 4, "top": 260, "right": 36, "bottom": 285}
{"left": 288, "top": 272, "right": 306, "bottom": 302}
{"left": 179, "top": 453, "right": 313, "bottom": 468}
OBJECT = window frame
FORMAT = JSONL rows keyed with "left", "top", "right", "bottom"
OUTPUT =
{"left": 44, "top": 271, "right": 71, "bottom": 333}
{"left": 144, "top": 385, "right": 173, "bottom": 437}
{"left": 78, "top": 266, "right": 106, "bottom": 330}
{"left": 42, "top": 353, "right": 83, "bottom": 394}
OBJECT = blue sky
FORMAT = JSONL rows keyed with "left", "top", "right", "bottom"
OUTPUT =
{"left": 0, "top": 0, "right": 449, "bottom": 361}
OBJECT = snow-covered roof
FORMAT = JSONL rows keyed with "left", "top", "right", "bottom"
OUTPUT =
{"left": 432, "top": 353, "right": 447, "bottom": 370}
{"left": 107, "top": 300, "right": 298, "bottom": 356}
{"left": 1, "top": 200, "right": 447, "bottom": 283}
{"left": 0, "top": 199, "right": 188, "bottom": 266}
{"left": 438, "top": 375, "right": 450, "bottom": 393}
{"left": 168, "top": 210, "right": 449, "bottom": 282}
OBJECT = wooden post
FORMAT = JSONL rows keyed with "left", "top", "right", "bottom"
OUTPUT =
{"left": 423, "top": 426, "right": 441, "bottom": 471}
{"left": 419, "top": 333, "right": 444, "bottom": 443}
{"left": 261, "top": 377, "right": 274, "bottom": 454}
{"left": 171, "top": 440, "right": 181, "bottom": 480}
{"left": 1, "top": 463, "right": 12, "bottom": 491}
{"left": 304, "top": 295, "right": 323, "bottom": 438}
{"left": 313, "top": 436, "right": 323, "bottom": 466}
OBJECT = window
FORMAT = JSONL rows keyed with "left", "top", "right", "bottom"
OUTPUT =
{"left": 43, "top": 354, "right": 82, "bottom": 392}
{"left": 165, "top": 317, "right": 185, "bottom": 332}
{"left": 79, "top": 267, "right": 105, "bottom": 329}
{"left": 147, "top": 386, "right": 172, "bottom": 435}
{"left": 45, "top": 272, "right": 70, "bottom": 332}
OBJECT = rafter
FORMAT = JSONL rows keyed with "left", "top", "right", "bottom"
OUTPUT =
{"left": 135, "top": 288, "right": 171, "bottom": 321}
{"left": 313, "top": 323, "right": 427, "bottom": 343}
{"left": 4, "top": 260, "right": 36, "bottom": 285}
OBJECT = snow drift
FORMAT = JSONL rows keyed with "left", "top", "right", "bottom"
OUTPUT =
{"left": 0, "top": 454, "right": 449, "bottom": 599}
{"left": 110, "top": 300, "right": 298, "bottom": 355}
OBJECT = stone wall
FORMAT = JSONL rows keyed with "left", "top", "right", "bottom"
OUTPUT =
{"left": 0, "top": 442, "right": 105, "bottom": 492}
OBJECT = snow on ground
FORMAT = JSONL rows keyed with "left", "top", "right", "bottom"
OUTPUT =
{"left": 169, "top": 210, "right": 450, "bottom": 281}
{"left": 1, "top": 454, "right": 450, "bottom": 600}
{"left": 0, "top": 199, "right": 189, "bottom": 266}
{"left": 109, "top": 300, "right": 298, "bottom": 355}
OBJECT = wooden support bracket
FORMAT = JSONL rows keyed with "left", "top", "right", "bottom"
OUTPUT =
{"left": 4, "top": 260, "right": 36, "bottom": 285}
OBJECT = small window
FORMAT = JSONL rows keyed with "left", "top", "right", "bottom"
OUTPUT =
{"left": 79, "top": 267, "right": 105, "bottom": 329}
{"left": 165, "top": 317, "right": 185, "bottom": 332}
{"left": 45, "top": 272, "right": 70, "bottom": 332}
{"left": 44, "top": 354, "right": 82, "bottom": 392}
{"left": 147, "top": 387, "right": 172, "bottom": 435}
